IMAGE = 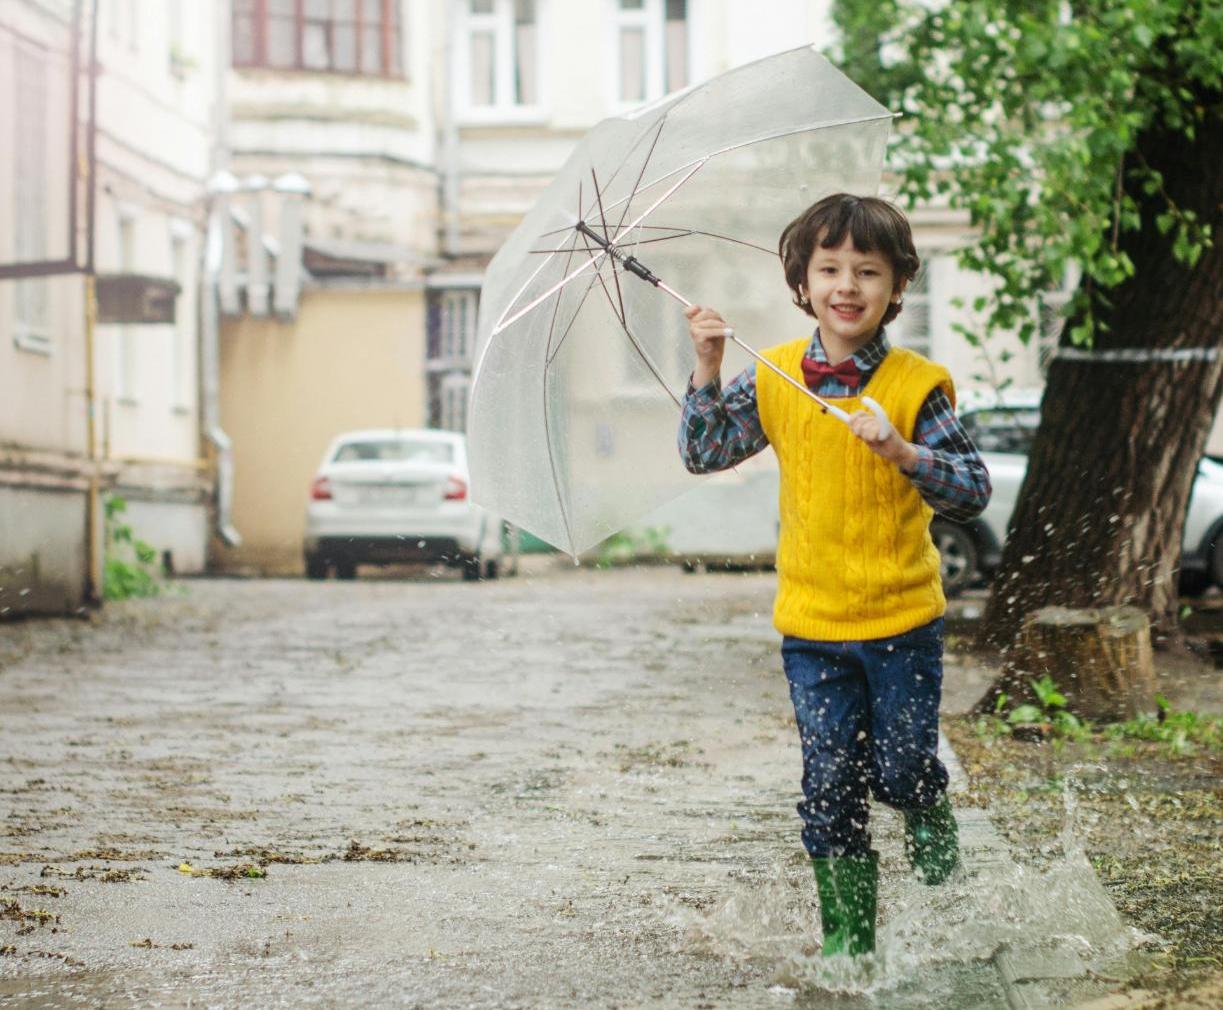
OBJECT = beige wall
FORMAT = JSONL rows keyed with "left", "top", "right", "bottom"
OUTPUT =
{"left": 217, "top": 286, "right": 427, "bottom": 574}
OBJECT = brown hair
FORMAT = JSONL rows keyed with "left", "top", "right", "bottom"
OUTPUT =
{"left": 778, "top": 194, "right": 919, "bottom": 326}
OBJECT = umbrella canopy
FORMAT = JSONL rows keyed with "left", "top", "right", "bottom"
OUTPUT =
{"left": 468, "top": 45, "right": 893, "bottom": 556}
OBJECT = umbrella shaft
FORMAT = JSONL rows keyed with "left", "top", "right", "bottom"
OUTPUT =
{"left": 572, "top": 222, "right": 848, "bottom": 422}
{"left": 653, "top": 280, "right": 848, "bottom": 421}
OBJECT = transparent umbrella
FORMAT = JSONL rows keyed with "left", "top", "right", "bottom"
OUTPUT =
{"left": 468, "top": 45, "right": 893, "bottom": 556}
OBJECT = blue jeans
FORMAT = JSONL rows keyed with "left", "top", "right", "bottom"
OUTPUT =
{"left": 781, "top": 618, "right": 949, "bottom": 859}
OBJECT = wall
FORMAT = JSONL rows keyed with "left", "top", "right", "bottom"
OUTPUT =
{"left": 218, "top": 286, "right": 427, "bottom": 573}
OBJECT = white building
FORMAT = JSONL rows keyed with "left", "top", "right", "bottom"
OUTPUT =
{"left": 0, "top": 0, "right": 221, "bottom": 615}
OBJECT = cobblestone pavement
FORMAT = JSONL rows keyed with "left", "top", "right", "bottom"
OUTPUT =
{"left": 0, "top": 565, "right": 1124, "bottom": 1009}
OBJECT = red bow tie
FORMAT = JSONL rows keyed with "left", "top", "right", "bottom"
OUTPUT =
{"left": 801, "top": 355, "right": 862, "bottom": 390}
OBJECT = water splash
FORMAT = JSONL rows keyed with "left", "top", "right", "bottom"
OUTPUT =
{"left": 669, "top": 793, "right": 1147, "bottom": 1001}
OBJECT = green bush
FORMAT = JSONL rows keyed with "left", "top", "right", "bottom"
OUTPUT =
{"left": 103, "top": 496, "right": 162, "bottom": 601}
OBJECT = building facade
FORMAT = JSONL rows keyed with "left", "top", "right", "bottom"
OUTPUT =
{"left": 213, "top": 0, "right": 439, "bottom": 574}
{"left": 0, "top": 0, "right": 220, "bottom": 616}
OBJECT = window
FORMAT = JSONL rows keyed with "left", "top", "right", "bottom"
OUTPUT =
{"left": 233, "top": 0, "right": 403, "bottom": 77}
{"left": 334, "top": 438, "right": 455, "bottom": 463}
{"left": 440, "top": 289, "right": 477, "bottom": 362}
{"left": 613, "top": 0, "right": 687, "bottom": 106}
{"left": 440, "top": 374, "right": 470, "bottom": 433}
{"left": 13, "top": 44, "right": 51, "bottom": 354}
{"left": 892, "top": 257, "right": 932, "bottom": 358}
{"left": 458, "top": 0, "right": 540, "bottom": 116}
{"left": 960, "top": 408, "right": 1040, "bottom": 456}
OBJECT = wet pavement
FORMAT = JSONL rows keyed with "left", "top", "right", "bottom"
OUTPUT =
{"left": 0, "top": 564, "right": 1138, "bottom": 1008}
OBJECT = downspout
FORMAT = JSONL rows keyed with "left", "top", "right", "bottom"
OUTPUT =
{"left": 83, "top": 0, "right": 101, "bottom": 604}
{"left": 204, "top": 0, "right": 241, "bottom": 548}
{"left": 203, "top": 174, "right": 241, "bottom": 548}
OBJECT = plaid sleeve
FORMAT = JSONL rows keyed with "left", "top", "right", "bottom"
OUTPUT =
{"left": 907, "top": 388, "right": 992, "bottom": 521}
{"left": 677, "top": 364, "right": 770, "bottom": 473}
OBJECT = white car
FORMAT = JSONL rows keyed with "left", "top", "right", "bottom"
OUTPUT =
{"left": 932, "top": 390, "right": 1223, "bottom": 595}
{"left": 303, "top": 428, "right": 502, "bottom": 581}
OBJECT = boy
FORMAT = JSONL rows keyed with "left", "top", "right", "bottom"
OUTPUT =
{"left": 679, "top": 193, "right": 991, "bottom": 957}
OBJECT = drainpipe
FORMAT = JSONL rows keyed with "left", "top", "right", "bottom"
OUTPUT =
{"left": 204, "top": 172, "right": 241, "bottom": 548}
{"left": 202, "top": 0, "right": 240, "bottom": 549}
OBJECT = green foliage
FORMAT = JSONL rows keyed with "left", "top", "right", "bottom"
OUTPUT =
{"left": 829, "top": 0, "right": 1222, "bottom": 347}
{"left": 103, "top": 496, "right": 162, "bottom": 601}
{"left": 1004, "top": 674, "right": 1089, "bottom": 738}
{"left": 595, "top": 526, "right": 672, "bottom": 567}
{"left": 977, "top": 679, "right": 1223, "bottom": 753}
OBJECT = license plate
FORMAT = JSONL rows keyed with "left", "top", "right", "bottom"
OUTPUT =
{"left": 354, "top": 485, "right": 426, "bottom": 506}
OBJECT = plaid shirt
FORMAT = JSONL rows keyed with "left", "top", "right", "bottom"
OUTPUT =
{"left": 678, "top": 330, "right": 991, "bottom": 522}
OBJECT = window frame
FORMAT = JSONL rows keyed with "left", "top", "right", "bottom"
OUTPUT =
{"left": 608, "top": 0, "right": 688, "bottom": 112}
{"left": 454, "top": 0, "right": 547, "bottom": 124}
{"left": 892, "top": 254, "right": 933, "bottom": 359}
{"left": 232, "top": 0, "right": 405, "bottom": 80}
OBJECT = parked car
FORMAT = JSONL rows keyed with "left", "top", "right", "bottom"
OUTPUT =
{"left": 933, "top": 390, "right": 1223, "bottom": 596}
{"left": 303, "top": 428, "right": 502, "bottom": 581}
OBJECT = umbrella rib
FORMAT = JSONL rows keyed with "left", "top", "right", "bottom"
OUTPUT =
{"left": 616, "top": 316, "right": 684, "bottom": 410}
{"left": 601, "top": 113, "right": 895, "bottom": 229}
{"left": 588, "top": 169, "right": 631, "bottom": 326}
{"left": 492, "top": 252, "right": 605, "bottom": 337}
{"left": 613, "top": 115, "right": 667, "bottom": 237}
{"left": 493, "top": 163, "right": 701, "bottom": 338}
{"left": 542, "top": 367, "right": 579, "bottom": 559}
{"left": 544, "top": 265, "right": 605, "bottom": 366}
{"left": 632, "top": 225, "right": 776, "bottom": 256}
{"left": 578, "top": 228, "right": 626, "bottom": 329}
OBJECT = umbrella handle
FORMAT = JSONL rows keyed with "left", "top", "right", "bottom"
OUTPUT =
{"left": 861, "top": 396, "right": 892, "bottom": 442}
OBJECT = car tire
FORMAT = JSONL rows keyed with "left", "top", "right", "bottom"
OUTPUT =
{"left": 932, "top": 521, "right": 979, "bottom": 598}
{"left": 483, "top": 559, "right": 499, "bottom": 580}
{"left": 1208, "top": 538, "right": 1223, "bottom": 592}
{"left": 462, "top": 555, "right": 482, "bottom": 581}
{"left": 334, "top": 561, "right": 357, "bottom": 580}
{"left": 304, "top": 554, "right": 328, "bottom": 580}
{"left": 1179, "top": 567, "right": 1211, "bottom": 597}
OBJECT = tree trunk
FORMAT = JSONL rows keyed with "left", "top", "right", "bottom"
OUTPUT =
{"left": 1015, "top": 606, "right": 1157, "bottom": 721}
{"left": 977, "top": 94, "right": 1223, "bottom": 709}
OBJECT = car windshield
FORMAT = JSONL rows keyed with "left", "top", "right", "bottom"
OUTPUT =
{"left": 961, "top": 408, "right": 1041, "bottom": 455}
{"left": 333, "top": 439, "right": 455, "bottom": 464}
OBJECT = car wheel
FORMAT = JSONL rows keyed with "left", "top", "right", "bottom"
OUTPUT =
{"left": 483, "top": 559, "right": 499, "bottom": 580}
{"left": 462, "top": 555, "right": 482, "bottom": 581}
{"left": 932, "top": 521, "right": 979, "bottom": 598}
{"left": 334, "top": 561, "right": 357, "bottom": 580}
{"left": 1179, "top": 567, "right": 1210, "bottom": 597}
{"left": 1208, "top": 538, "right": 1223, "bottom": 591}
{"left": 304, "top": 554, "right": 328, "bottom": 580}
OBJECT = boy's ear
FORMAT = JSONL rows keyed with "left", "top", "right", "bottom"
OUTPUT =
{"left": 892, "top": 277, "right": 910, "bottom": 303}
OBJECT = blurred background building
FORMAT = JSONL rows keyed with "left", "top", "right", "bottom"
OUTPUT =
{"left": 1, "top": 0, "right": 219, "bottom": 613}
{"left": 0, "top": 0, "right": 1161, "bottom": 604}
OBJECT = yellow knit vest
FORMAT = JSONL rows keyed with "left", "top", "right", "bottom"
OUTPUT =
{"left": 757, "top": 339, "right": 955, "bottom": 641}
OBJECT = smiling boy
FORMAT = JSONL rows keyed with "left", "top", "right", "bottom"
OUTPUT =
{"left": 679, "top": 193, "right": 991, "bottom": 957}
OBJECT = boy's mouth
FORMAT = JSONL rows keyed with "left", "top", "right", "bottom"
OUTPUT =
{"left": 831, "top": 303, "right": 865, "bottom": 318}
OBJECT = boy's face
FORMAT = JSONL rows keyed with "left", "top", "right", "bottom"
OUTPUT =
{"left": 802, "top": 235, "right": 905, "bottom": 352}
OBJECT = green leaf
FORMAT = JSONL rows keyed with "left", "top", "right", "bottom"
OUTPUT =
{"left": 1007, "top": 704, "right": 1045, "bottom": 725}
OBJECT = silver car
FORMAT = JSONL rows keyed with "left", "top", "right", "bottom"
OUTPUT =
{"left": 303, "top": 429, "right": 502, "bottom": 581}
{"left": 932, "top": 390, "right": 1223, "bottom": 596}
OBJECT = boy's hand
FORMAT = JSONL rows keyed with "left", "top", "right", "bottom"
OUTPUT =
{"left": 684, "top": 304, "right": 731, "bottom": 389}
{"left": 850, "top": 409, "right": 920, "bottom": 472}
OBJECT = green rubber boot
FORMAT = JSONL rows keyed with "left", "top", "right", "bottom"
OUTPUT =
{"left": 811, "top": 852, "right": 878, "bottom": 957}
{"left": 903, "top": 795, "right": 959, "bottom": 885}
